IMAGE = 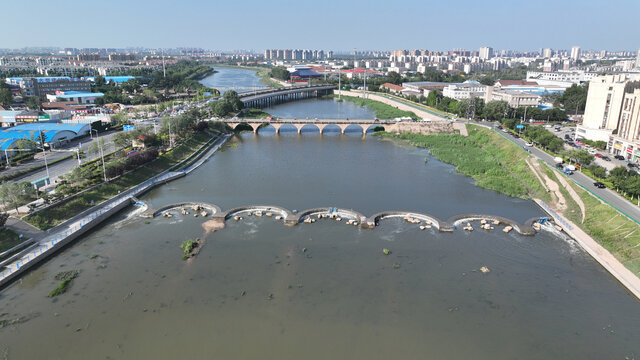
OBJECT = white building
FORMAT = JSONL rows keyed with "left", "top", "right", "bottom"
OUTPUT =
{"left": 486, "top": 88, "right": 540, "bottom": 108}
{"left": 45, "top": 91, "right": 104, "bottom": 104}
{"left": 479, "top": 47, "right": 493, "bottom": 60}
{"left": 570, "top": 46, "right": 581, "bottom": 62}
{"left": 576, "top": 74, "right": 633, "bottom": 142}
{"left": 443, "top": 83, "right": 488, "bottom": 100}
{"left": 526, "top": 70, "right": 597, "bottom": 86}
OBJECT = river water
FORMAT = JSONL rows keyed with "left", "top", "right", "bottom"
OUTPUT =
{"left": 0, "top": 71, "right": 638, "bottom": 360}
{"left": 199, "top": 66, "right": 267, "bottom": 94}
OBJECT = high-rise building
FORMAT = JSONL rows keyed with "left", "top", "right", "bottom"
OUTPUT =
{"left": 571, "top": 46, "right": 581, "bottom": 61}
{"left": 478, "top": 47, "right": 493, "bottom": 60}
{"left": 543, "top": 48, "right": 552, "bottom": 58}
{"left": 636, "top": 48, "right": 640, "bottom": 69}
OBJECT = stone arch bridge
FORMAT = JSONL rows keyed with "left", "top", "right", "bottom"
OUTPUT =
{"left": 224, "top": 118, "right": 396, "bottom": 134}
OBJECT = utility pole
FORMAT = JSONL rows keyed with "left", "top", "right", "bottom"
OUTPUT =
{"left": 39, "top": 129, "right": 50, "bottom": 181}
{"left": 338, "top": 73, "right": 341, "bottom": 100}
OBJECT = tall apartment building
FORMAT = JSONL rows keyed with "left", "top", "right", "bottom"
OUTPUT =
{"left": 570, "top": 46, "right": 581, "bottom": 61}
{"left": 543, "top": 48, "right": 553, "bottom": 58}
{"left": 636, "top": 48, "right": 640, "bottom": 69}
{"left": 5, "top": 77, "right": 91, "bottom": 99}
{"left": 479, "top": 47, "right": 493, "bottom": 60}
{"left": 577, "top": 74, "right": 639, "bottom": 144}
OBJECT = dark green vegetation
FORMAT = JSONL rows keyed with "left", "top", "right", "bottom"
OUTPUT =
{"left": 0, "top": 81, "right": 12, "bottom": 107}
{"left": 0, "top": 181, "right": 36, "bottom": 213}
{"left": 0, "top": 228, "right": 25, "bottom": 253}
{"left": 48, "top": 279, "right": 73, "bottom": 297}
{"left": 554, "top": 83, "right": 589, "bottom": 114}
{"left": 94, "top": 60, "right": 216, "bottom": 105}
{"left": 269, "top": 66, "right": 290, "bottom": 81}
{"left": 244, "top": 108, "right": 273, "bottom": 118}
{"left": 48, "top": 270, "right": 79, "bottom": 297}
{"left": 180, "top": 238, "right": 200, "bottom": 260}
{"left": 209, "top": 90, "right": 244, "bottom": 117}
{"left": 25, "top": 132, "right": 215, "bottom": 230}
{"left": 334, "top": 95, "right": 418, "bottom": 119}
{"left": 382, "top": 126, "right": 548, "bottom": 200}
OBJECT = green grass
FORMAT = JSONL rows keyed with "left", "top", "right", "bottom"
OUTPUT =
{"left": 381, "top": 126, "right": 550, "bottom": 200}
{"left": 0, "top": 229, "right": 27, "bottom": 253}
{"left": 25, "top": 132, "right": 215, "bottom": 230}
{"left": 243, "top": 108, "right": 273, "bottom": 119}
{"left": 335, "top": 95, "right": 418, "bottom": 119}
{"left": 48, "top": 279, "right": 73, "bottom": 297}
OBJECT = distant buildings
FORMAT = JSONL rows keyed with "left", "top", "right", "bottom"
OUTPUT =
{"left": 45, "top": 91, "right": 104, "bottom": 104}
{"left": 264, "top": 49, "right": 330, "bottom": 60}
{"left": 5, "top": 77, "right": 92, "bottom": 99}
{"left": 443, "top": 83, "right": 488, "bottom": 100}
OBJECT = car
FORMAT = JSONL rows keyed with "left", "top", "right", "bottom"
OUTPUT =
{"left": 594, "top": 182, "right": 606, "bottom": 189}
{"left": 564, "top": 134, "right": 571, "bottom": 139}
{"left": 567, "top": 142, "right": 576, "bottom": 147}
{"left": 587, "top": 148, "right": 597, "bottom": 154}
{"left": 615, "top": 155, "right": 625, "bottom": 160}
{"left": 594, "top": 153, "right": 602, "bottom": 158}
{"left": 555, "top": 163, "right": 564, "bottom": 170}
{"left": 601, "top": 156, "right": 611, "bottom": 161}
{"left": 627, "top": 163, "right": 636, "bottom": 169}
{"left": 524, "top": 142, "right": 533, "bottom": 147}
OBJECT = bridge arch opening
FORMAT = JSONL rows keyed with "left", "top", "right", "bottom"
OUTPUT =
{"left": 299, "top": 124, "right": 321, "bottom": 134}
{"left": 233, "top": 122, "right": 258, "bottom": 133}
{"left": 277, "top": 124, "right": 301, "bottom": 134}
{"left": 256, "top": 123, "right": 277, "bottom": 135}
{"left": 343, "top": 124, "right": 365, "bottom": 134}
{"left": 365, "top": 124, "right": 386, "bottom": 133}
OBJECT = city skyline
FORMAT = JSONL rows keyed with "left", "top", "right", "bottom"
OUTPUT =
{"left": 5, "top": 0, "right": 640, "bottom": 51}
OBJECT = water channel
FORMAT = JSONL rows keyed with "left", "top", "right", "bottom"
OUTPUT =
{"left": 0, "top": 70, "right": 638, "bottom": 359}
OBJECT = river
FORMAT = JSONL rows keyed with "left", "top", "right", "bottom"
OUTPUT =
{"left": 0, "top": 70, "right": 638, "bottom": 360}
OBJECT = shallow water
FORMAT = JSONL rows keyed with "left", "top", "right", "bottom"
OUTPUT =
{"left": 0, "top": 133, "right": 639, "bottom": 359}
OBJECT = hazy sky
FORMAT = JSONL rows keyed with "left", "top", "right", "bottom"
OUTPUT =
{"left": 6, "top": 0, "right": 639, "bottom": 51}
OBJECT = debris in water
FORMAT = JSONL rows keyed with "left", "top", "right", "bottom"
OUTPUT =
{"left": 382, "top": 248, "right": 391, "bottom": 255}
{"left": 480, "top": 266, "right": 490, "bottom": 274}
{"left": 393, "top": 263, "right": 401, "bottom": 269}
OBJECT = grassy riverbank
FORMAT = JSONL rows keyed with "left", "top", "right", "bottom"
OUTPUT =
{"left": 381, "top": 125, "right": 549, "bottom": 199}
{"left": 0, "top": 228, "right": 25, "bottom": 253}
{"left": 542, "top": 167, "right": 640, "bottom": 274}
{"left": 25, "top": 132, "right": 215, "bottom": 230}
{"left": 242, "top": 108, "right": 272, "bottom": 118}
{"left": 333, "top": 95, "right": 419, "bottom": 119}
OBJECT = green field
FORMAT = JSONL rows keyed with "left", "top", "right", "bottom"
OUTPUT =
{"left": 335, "top": 95, "right": 418, "bottom": 119}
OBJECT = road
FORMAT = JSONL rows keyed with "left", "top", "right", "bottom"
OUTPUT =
{"left": 11, "top": 132, "right": 118, "bottom": 184}
{"left": 496, "top": 127, "right": 640, "bottom": 224}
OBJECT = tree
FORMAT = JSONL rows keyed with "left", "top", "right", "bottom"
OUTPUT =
{"left": 26, "top": 96, "right": 41, "bottom": 110}
{"left": 554, "top": 83, "right": 588, "bottom": 114}
{"left": 387, "top": 71, "right": 403, "bottom": 85}
{"left": 222, "top": 90, "right": 243, "bottom": 112}
{"left": 478, "top": 76, "right": 495, "bottom": 86}
{"left": 269, "top": 67, "right": 290, "bottom": 81}
{"left": 564, "top": 149, "right": 594, "bottom": 166}
{"left": 0, "top": 86, "right": 12, "bottom": 107}
{"left": 483, "top": 100, "right": 511, "bottom": 120}
{"left": 426, "top": 90, "right": 443, "bottom": 107}
{"left": 0, "top": 181, "right": 36, "bottom": 212}
{"left": 94, "top": 75, "right": 106, "bottom": 87}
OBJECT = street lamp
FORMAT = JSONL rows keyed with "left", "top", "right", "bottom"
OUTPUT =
{"left": 91, "top": 129, "right": 107, "bottom": 182}
{"left": 38, "top": 129, "right": 50, "bottom": 182}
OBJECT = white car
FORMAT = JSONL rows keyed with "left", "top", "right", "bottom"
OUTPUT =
{"left": 525, "top": 142, "right": 533, "bottom": 147}
{"left": 587, "top": 148, "right": 597, "bottom": 154}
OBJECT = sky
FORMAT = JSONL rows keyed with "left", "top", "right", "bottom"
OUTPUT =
{"left": 5, "top": 0, "right": 640, "bottom": 51}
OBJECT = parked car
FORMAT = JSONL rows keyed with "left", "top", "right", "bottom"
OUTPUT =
{"left": 564, "top": 134, "right": 571, "bottom": 139}
{"left": 601, "top": 156, "right": 611, "bottom": 161}
{"left": 555, "top": 163, "right": 564, "bottom": 170}
{"left": 524, "top": 142, "right": 533, "bottom": 147}
{"left": 615, "top": 155, "right": 625, "bottom": 160}
{"left": 594, "top": 153, "right": 602, "bottom": 158}
{"left": 594, "top": 182, "right": 606, "bottom": 189}
{"left": 627, "top": 163, "right": 636, "bottom": 169}
{"left": 567, "top": 142, "right": 576, "bottom": 147}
